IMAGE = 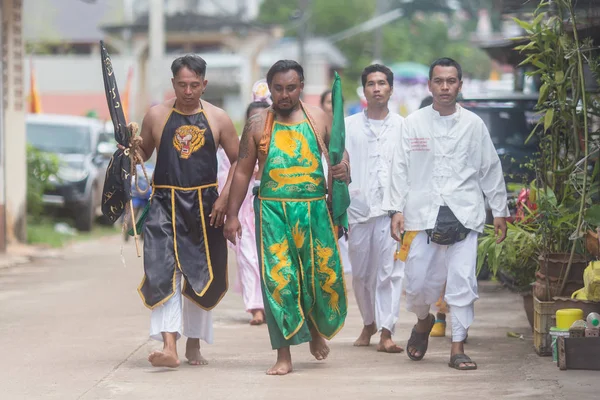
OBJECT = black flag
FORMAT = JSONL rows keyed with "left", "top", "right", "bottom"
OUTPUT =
{"left": 99, "top": 40, "right": 132, "bottom": 223}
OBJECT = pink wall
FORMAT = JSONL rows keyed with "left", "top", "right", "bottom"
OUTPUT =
{"left": 39, "top": 93, "right": 111, "bottom": 120}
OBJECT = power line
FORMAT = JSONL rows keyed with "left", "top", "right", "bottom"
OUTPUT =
{"left": 327, "top": 8, "right": 403, "bottom": 43}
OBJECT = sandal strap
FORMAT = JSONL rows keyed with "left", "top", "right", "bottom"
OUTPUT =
{"left": 450, "top": 354, "right": 474, "bottom": 365}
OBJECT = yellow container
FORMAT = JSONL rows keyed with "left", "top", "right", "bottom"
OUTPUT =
{"left": 556, "top": 308, "right": 584, "bottom": 329}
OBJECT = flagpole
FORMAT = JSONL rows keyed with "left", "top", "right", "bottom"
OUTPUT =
{"left": 129, "top": 199, "right": 140, "bottom": 257}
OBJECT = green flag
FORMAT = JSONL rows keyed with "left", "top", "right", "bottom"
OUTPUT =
{"left": 329, "top": 71, "right": 350, "bottom": 230}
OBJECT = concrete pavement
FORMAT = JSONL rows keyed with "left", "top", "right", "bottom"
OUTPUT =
{"left": 0, "top": 235, "right": 597, "bottom": 400}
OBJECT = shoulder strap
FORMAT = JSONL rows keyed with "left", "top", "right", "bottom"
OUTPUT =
{"left": 258, "top": 108, "right": 275, "bottom": 155}
{"left": 302, "top": 101, "right": 331, "bottom": 168}
{"left": 301, "top": 101, "right": 333, "bottom": 202}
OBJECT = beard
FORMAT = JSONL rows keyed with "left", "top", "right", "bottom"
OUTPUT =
{"left": 272, "top": 101, "right": 299, "bottom": 117}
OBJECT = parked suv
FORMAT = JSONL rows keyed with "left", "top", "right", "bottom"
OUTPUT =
{"left": 26, "top": 114, "right": 114, "bottom": 231}
{"left": 460, "top": 92, "right": 540, "bottom": 182}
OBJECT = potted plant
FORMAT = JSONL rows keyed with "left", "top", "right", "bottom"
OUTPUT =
{"left": 513, "top": 0, "right": 600, "bottom": 299}
{"left": 477, "top": 219, "right": 541, "bottom": 328}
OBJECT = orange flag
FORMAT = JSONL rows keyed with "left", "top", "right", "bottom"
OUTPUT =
{"left": 121, "top": 66, "right": 133, "bottom": 121}
{"left": 29, "top": 59, "right": 42, "bottom": 113}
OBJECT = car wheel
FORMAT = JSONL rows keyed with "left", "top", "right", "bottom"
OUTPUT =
{"left": 75, "top": 190, "right": 95, "bottom": 232}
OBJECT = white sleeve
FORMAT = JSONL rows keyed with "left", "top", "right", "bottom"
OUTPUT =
{"left": 382, "top": 121, "right": 409, "bottom": 212}
{"left": 478, "top": 123, "right": 510, "bottom": 218}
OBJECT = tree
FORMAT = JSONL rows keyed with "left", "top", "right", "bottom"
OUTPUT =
{"left": 258, "top": 0, "right": 493, "bottom": 100}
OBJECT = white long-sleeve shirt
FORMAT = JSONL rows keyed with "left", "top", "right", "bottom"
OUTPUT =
{"left": 382, "top": 105, "right": 509, "bottom": 233}
{"left": 345, "top": 110, "right": 403, "bottom": 224}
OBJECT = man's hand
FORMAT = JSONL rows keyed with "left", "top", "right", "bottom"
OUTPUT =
{"left": 223, "top": 216, "right": 242, "bottom": 245}
{"left": 210, "top": 195, "right": 228, "bottom": 227}
{"left": 390, "top": 213, "right": 405, "bottom": 242}
{"left": 117, "top": 135, "right": 144, "bottom": 160}
{"left": 494, "top": 217, "right": 507, "bottom": 244}
{"left": 331, "top": 161, "right": 349, "bottom": 182}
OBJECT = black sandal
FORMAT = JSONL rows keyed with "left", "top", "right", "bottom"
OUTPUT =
{"left": 448, "top": 353, "right": 478, "bottom": 370}
{"left": 406, "top": 314, "right": 435, "bottom": 361}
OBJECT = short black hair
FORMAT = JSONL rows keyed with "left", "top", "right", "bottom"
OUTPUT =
{"left": 361, "top": 64, "right": 394, "bottom": 88}
{"left": 266, "top": 60, "right": 304, "bottom": 86}
{"left": 246, "top": 101, "right": 270, "bottom": 120}
{"left": 429, "top": 57, "right": 462, "bottom": 81}
{"left": 171, "top": 54, "right": 207, "bottom": 78}
{"left": 419, "top": 96, "right": 433, "bottom": 109}
{"left": 320, "top": 90, "right": 332, "bottom": 107}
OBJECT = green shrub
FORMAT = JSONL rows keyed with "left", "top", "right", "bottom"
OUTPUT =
{"left": 26, "top": 144, "right": 60, "bottom": 220}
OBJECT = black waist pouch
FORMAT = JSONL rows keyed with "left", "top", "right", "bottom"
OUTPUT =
{"left": 426, "top": 206, "right": 470, "bottom": 245}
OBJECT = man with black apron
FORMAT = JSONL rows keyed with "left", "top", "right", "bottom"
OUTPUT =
{"left": 132, "top": 55, "right": 239, "bottom": 368}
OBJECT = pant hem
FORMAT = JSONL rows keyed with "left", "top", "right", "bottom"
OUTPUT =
{"left": 150, "top": 331, "right": 182, "bottom": 342}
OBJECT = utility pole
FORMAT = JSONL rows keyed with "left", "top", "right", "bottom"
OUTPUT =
{"left": 297, "top": 0, "right": 310, "bottom": 69}
{"left": 0, "top": 3, "right": 6, "bottom": 252}
{"left": 149, "top": 0, "right": 165, "bottom": 106}
{"left": 373, "top": 0, "right": 385, "bottom": 63}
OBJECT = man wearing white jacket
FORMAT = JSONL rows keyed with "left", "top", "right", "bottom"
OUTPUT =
{"left": 384, "top": 57, "right": 508, "bottom": 370}
{"left": 346, "top": 64, "right": 405, "bottom": 353}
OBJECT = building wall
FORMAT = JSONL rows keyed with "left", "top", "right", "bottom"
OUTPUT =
{"left": 27, "top": 52, "right": 334, "bottom": 124}
{"left": 2, "top": 0, "right": 26, "bottom": 243}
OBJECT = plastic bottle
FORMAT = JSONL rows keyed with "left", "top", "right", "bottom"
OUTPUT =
{"left": 570, "top": 319, "right": 587, "bottom": 329}
{"left": 587, "top": 312, "right": 600, "bottom": 328}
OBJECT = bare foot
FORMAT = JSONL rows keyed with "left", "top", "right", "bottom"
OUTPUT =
{"left": 309, "top": 334, "right": 330, "bottom": 361}
{"left": 148, "top": 350, "right": 180, "bottom": 368}
{"left": 353, "top": 323, "right": 377, "bottom": 347}
{"left": 377, "top": 336, "right": 404, "bottom": 353}
{"left": 267, "top": 347, "right": 293, "bottom": 376}
{"left": 185, "top": 339, "right": 208, "bottom": 366}
{"left": 250, "top": 309, "right": 265, "bottom": 326}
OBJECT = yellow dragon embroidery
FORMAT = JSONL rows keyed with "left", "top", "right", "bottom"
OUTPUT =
{"left": 315, "top": 241, "right": 340, "bottom": 314}
{"left": 270, "top": 129, "right": 322, "bottom": 190}
{"left": 268, "top": 239, "right": 291, "bottom": 305}
{"left": 291, "top": 221, "right": 305, "bottom": 249}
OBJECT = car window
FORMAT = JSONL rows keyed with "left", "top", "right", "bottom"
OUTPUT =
{"left": 464, "top": 107, "right": 539, "bottom": 148}
{"left": 98, "top": 131, "right": 116, "bottom": 145}
{"left": 27, "top": 123, "right": 92, "bottom": 154}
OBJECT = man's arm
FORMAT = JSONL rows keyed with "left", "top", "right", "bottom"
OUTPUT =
{"left": 223, "top": 113, "right": 262, "bottom": 243}
{"left": 478, "top": 125, "right": 509, "bottom": 217}
{"left": 216, "top": 112, "right": 240, "bottom": 199}
{"left": 137, "top": 109, "right": 157, "bottom": 162}
{"left": 210, "top": 111, "right": 239, "bottom": 227}
{"left": 383, "top": 122, "right": 410, "bottom": 241}
{"left": 478, "top": 123, "right": 509, "bottom": 243}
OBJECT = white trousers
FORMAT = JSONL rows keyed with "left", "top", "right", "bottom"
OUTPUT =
{"left": 236, "top": 187, "right": 263, "bottom": 312}
{"left": 150, "top": 270, "right": 214, "bottom": 344}
{"left": 404, "top": 231, "right": 478, "bottom": 342}
{"left": 338, "top": 236, "right": 353, "bottom": 274}
{"left": 348, "top": 215, "right": 404, "bottom": 334}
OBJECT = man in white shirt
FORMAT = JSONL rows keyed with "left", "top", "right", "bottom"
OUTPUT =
{"left": 384, "top": 58, "right": 508, "bottom": 370}
{"left": 346, "top": 64, "right": 405, "bottom": 353}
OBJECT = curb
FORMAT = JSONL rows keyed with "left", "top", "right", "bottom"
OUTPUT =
{"left": 0, "top": 255, "right": 32, "bottom": 270}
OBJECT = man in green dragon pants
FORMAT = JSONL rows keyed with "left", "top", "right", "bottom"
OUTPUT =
{"left": 225, "top": 60, "right": 350, "bottom": 375}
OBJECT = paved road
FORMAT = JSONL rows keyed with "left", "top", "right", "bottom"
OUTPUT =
{"left": 0, "top": 236, "right": 597, "bottom": 399}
